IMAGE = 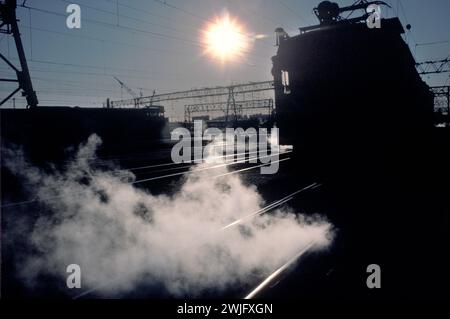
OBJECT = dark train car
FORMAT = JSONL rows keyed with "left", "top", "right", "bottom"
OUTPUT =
{"left": 272, "top": 3, "right": 433, "bottom": 182}
{"left": 268, "top": 2, "right": 449, "bottom": 299}
{"left": 0, "top": 106, "right": 168, "bottom": 161}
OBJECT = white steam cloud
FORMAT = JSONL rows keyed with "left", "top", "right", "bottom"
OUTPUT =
{"left": 4, "top": 134, "right": 333, "bottom": 297}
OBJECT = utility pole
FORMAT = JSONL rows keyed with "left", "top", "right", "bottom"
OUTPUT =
{"left": 226, "top": 86, "right": 236, "bottom": 124}
{"left": 0, "top": 0, "right": 38, "bottom": 108}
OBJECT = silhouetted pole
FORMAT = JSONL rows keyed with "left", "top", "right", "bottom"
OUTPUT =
{"left": 0, "top": 0, "right": 38, "bottom": 108}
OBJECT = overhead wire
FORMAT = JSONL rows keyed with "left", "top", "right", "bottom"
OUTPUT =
{"left": 19, "top": 2, "right": 270, "bottom": 61}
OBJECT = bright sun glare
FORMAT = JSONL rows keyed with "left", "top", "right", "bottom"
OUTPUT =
{"left": 203, "top": 14, "right": 249, "bottom": 62}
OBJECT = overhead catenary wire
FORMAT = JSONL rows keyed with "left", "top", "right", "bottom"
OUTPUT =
{"left": 0, "top": 62, "right": 191, "bottom": 82}
{"left": 0, "top": 67, "right": 188, "bottom": 99}
{"left": 103, "top": 0, "right": 280, "bottom": 50}
{"left": 150, "top": 0, "right": 275, "bottom": 49}
{"left": 17, "top": 3, "right": 270, "bottom": 61}
{"left": 276, "top": 0, "right": 307, "bottom": 25}
{"left": 92, "top": 0, "right": 276, "bottom": 48}
{"left": 416, "top": 40, "right": 450, "bottom": 48}
{"left": 28, "top": 7, "right": 33, "bottom": 60}
{"left": 17, "top": 23, "right": 206, "bottom": 60}
{"left": 18, "top": 4, "right": 202, "bottom": 46}
{"left": 53, "top": 0, "right": 199, "bottom": 36}
{"left": 4, "top": 1, "right": 281, "bottom": 108}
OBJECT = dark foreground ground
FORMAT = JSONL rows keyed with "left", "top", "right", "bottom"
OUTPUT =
{"left": 1, "top": 127, "right": 449, "bottom": 300}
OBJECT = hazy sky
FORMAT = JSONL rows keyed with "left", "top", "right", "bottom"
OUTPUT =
{"left": 1, "top": 0, "right": 449, "bottom": 109}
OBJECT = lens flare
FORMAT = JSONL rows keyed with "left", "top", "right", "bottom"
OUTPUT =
{"left": 202, "top": 13, "right": 249, "bottom": 62}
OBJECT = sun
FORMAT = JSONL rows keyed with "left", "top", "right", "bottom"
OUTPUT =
{"left": 202, "top": 13, "right": 249, "bottom": 62}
